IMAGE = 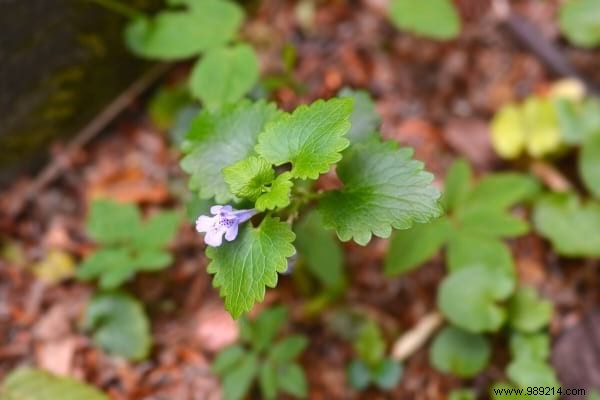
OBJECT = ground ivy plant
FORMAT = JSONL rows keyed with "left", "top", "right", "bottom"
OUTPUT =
{"left": 181, "top": 93, "right": 442, "bottom": 318}
{"left": 213, "top": 306, "right": 308, "bottom": 400}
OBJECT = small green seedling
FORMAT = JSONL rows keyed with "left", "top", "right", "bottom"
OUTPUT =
{"left": 347, "top": 320, "right": 403, "bottom": 391}
{"left": 77, "top": 199, "right": 181, "bottom": 289}
{"left": 213, "top": 306, "right": 309, "bottom": 400}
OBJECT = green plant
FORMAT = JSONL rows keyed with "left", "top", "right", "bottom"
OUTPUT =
{"left": 182, "top": 93, "right": 441, "bottom": 318}
{"left": 213, "top": 306, "right": 308, "bottom": 400}
{"left": 76, "top": 199, "right": 179, "bottom": 360}
{"left": 77, "top": 199, "right": 181, "bottom": 289}
{"left": 0, "top": 368, "right": 108, "bottom": 400}
{"left": 387, "top": 0, "right": 461, "bottom": 40}
{"left": 97, "top": 0, "right": 259, "bottom": 110}
{"left": 347, "top": 320, "right": 403, "bottom": 391}
{"left": 379, "top": 156, "right": 557, "bottom": 391}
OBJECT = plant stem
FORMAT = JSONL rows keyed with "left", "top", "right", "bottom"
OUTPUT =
{"left": 88, "top": 0, "right": 144, "bottom": 19}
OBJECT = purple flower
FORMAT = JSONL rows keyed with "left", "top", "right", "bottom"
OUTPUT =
{"left": 196, "top": 205, "right": 257, "bottom": 247}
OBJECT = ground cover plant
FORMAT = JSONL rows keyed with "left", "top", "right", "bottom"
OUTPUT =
{"left": 2, "top": 0, "right": 600, "bottom": 399}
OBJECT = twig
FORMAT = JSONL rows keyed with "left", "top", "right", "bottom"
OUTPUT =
{"left": 391, "top": 311, "right": 444, "bottom": 362}
{"left": 530, "top": 160, "right": 573, "bottom": 192}
{"left": 12, "top": 63, "right": 171, "bottom": 218}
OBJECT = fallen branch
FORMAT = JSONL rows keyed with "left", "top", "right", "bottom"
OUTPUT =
{"left": 530, "top": 160, "right": 573, "bottom": 192}
{"left": 391, "top": 311, "right": 444, "bottom": 362}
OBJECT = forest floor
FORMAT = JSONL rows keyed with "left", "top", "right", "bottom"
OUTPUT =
{"left": 1, "top": 0, "right": 599, "bottom": 399}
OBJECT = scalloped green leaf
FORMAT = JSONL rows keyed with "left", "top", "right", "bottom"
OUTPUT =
{"left": 189, "top": 44, "right": 259, "bottom": 110}
{"left": 180, "top": 100, "right": 280, "bottom": 202}
{"left": 319, "top": 140, "right": 442, "bottom": 245}
{"left": 206, "top": 217, "right": 296, "bottom": 318}
{"left": 430, "top": 326, "right": 491, "bottom": 378}
{"left": 255, "top": 172, "right": 293, "bottom": 211}
{"left": 0, "top": 368, "right": 108, "bottom": 400}
{"left": 223, "top": 156, "right": 275, "bottom": 201}
{"left": 124, "top": 0, "right": 243, "bottom": 60}
{"left": 256, "top": 98, "right": 353, "bottom": 179}
{"left": 438, "top": 265, "right": 515, "bottom": 333}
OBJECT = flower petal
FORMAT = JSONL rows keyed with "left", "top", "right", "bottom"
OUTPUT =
{"left": 233, "top": 209, "right": 257, "bottom": 223}
{"left": 204, "top": 229, "right": 225, "bottom": 247}
{"left": 195, "top": 216, "right": 214, "bottom": 232}
{"left": 210, "top": 205, "right": 224, "bottom": 215}
{"left": 224, "top": 224, "right": 239, "bottom": 241}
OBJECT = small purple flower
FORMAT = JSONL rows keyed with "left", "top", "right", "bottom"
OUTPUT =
{"left": 196, "top": 205, "right": 257, "bottom": 247}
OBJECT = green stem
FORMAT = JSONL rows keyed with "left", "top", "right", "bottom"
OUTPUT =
{"left": 88, "top": 0, "right": 144, "bottom": 19}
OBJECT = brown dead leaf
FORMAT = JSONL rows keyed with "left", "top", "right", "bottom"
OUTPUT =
{"left": 195, "top": 304, "right": 239, "bottom": 353}
{"left": 443, "top": 118, "right": 497, "bottom": 169}
{"left": 36, "top": 336, "right": 78, "bottom": 376}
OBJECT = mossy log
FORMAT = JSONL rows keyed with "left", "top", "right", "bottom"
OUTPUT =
{"left": 0, "top": 0, "right": 160, "bottom": 182}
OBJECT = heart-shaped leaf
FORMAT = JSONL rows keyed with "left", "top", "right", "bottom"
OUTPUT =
{"left": 438, "top": 266, "right": 514, "bottom": 332}
{"left": 430, "top": 326, "right": 491, "bottom": 377}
